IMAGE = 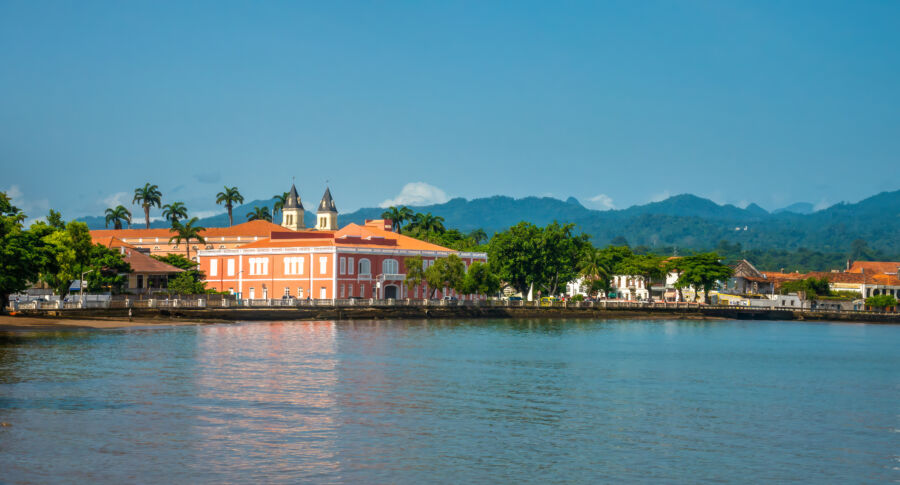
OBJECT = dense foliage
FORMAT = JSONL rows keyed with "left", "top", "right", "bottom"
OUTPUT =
{"left": 779, "top": 277, "right": 832, "bottom": 298}
{"left": 865, "top": 294, "right": 897, "bottom": 310}
{"left": 151, "top": 254, "right": 212, "bottom": 295}
{"left": 0, "top": 192, "right": 133, "bottom": 306}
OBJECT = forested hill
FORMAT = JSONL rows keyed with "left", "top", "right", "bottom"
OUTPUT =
{"left": 79, "top": 189, "right": 900, "bottom": 255}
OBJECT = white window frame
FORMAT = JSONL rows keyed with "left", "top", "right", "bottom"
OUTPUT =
{"left": 319, "top": 256, "right": 328, "bottom": 275}
{"left": 340, "top": 257, "right": 346, "bottom": 275}
{"left": 358, "top": 258, "right": 371, "bottom": 275}
{"left": 382, "top": 259, "right": 399, "bottom": 274}
{"left": 227, "top": 259, "right": 235, "bottom": 276}
{"left": 210, "top": 259, "right": 218, "bottom": 276}
{"left": 348, "top": 257, "right": 354, "bottom": 275}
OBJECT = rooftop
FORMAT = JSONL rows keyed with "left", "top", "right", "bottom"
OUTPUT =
{"left": 846, "top": 261, "right": 900, "bottom": 274}
{"left": 234, "top": 220, "right": 459, "bottom": 253}
{"left": 90, "top": 220, "right": 290, "bottom": 240}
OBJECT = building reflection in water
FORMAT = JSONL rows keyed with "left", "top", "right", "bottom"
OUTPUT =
{"left": 193, "top": 321, "right": 340, "bottom": 479}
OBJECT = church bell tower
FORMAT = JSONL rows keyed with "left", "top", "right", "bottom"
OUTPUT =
{"left": 281, "top": 184, "right": 304, "bottom": 231}
{"left": 315, "top": 187, "right": 338, "bottom": 231}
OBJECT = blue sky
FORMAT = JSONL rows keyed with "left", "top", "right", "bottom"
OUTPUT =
{"left": 1, "top": 0, "right": 898, "bottom": 221}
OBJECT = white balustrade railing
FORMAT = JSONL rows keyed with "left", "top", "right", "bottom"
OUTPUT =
{"left": 7, "top": 297, "right": 898, "bottom": 316}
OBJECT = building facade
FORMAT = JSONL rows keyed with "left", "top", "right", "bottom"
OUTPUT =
{"left": 197, "top": 219, "right": 487, "bottom": 300}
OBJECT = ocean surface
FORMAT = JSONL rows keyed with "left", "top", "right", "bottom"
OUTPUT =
{"left": 0, "top": 319, "right": 897, "bottom": 484}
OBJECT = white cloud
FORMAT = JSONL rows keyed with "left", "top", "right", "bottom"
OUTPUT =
{"left": 649, "top": 190, "right": 671, "bottom": 203}
{"left": 3, "top": 185, "right": 50, "bottom": 222}
{"left": 191, "top": 210, "right": 220, "bottom": 219}
{"left": 102, "top": 191, "right": 130, "bottom": 208}
{"left": 379, "top": 182, "right": 449, "bottom": 208}
{"left": 587, "top": 194, "right": 615, "bottom": 210}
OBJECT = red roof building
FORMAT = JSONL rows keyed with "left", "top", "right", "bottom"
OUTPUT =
{"left": 92, "top": 235, "right": 184, "bottom": 293}
{"left": 196, "top": 219, "right": 488, "bottom": 300}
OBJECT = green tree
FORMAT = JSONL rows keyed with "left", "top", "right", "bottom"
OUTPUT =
{"left": 535, "top": 222, "right": 590, "bottom": 296}
{"left": 216, "top": 186, "right": 244, "bottom": 226}
{"left": 273, "top": 192, "right": 288, "bottom": 218}
{"left": 668, "top": 253, "right": 734, "bottom": 303}
{"left": 865, "top": 294, "right": 896, "bottom": 311}
{"left": 169, "top": 217, "right": 206, "bottom": 260}
{"left": 424, "top": 254, "right": 466, "bottom": 298}
{"left": 468, "top": 228, "right": 488, "bottom": 245}
{"left": 246, "top": 206, "right": 272, "bottom": 222}
{"left": 152, "top": 253, "right": 205, "bottom": 283}
{"left": 133, "top": 183, "right": 162, "bottom": 229}
{"left": 404, "top": 256, "right": 426, "bottom": 297}
{"left": 461, "top": 261, "right": 501, "bottom": 297}
{"left": 84, "top": 244, "right": 132, "bottom": 293}
{"left": 779, "top": 277, "right": 832, "bottom": 299}
{"left": 40, "top": 221, "right": 94, "bottom": 298}
{"left": 407, "top": 212, "right": 445, "bottom": 233}
{"left": 488, "top": 221, "right": 588, "bottom": 298}
{"left": 487, "top": 221, "right": 542, "bottom": 297}
{"left": 104, "top": 205, "right": 132, "bottom": 229}
{"left": 47, "top": 209, "right": 66, "bottom": 230}
{"left": 617, "top": 253, "right": 667, "bottom": 302}
{"left": 381, "top": 206, "right": 414, "bottom": 232}
{"left": 166, "top": 272, "right": 208, "bottom": 295}
{"left": 577, "top": 247, "right": 611, "bottom": 297}
{"left": 0, "top": 192, "right": 42, "bottom": 308}
{"left": 161, "top": 202, "right": 188, "bottom": 224}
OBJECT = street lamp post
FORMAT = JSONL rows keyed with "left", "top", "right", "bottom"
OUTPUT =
{"left": 80, "top": 269, "right": 94, "bottom": 308}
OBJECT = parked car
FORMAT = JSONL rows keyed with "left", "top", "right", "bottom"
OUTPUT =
{"left": 540, "top": 296, "right": 560, "bottom": 306}
{"left": 505, "top": 296, "right": 523, "bottom": 301}
{"left": 442, "top": 296, "right": 458, "bottom": 301}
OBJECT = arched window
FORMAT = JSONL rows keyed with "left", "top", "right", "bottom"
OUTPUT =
{"left": 358, "top": 258, "right": 371, "bottom": 275}
{"left": 382, "top": 259, "right": 399, "bottom": 274}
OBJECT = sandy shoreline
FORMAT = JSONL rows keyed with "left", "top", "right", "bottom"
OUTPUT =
{"left": 0, "top": 314, "right": 215, "bottom": 332}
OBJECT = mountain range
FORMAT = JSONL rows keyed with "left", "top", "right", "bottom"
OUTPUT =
{"left": 79, "top": 189, "right": 900, "bottom": 255}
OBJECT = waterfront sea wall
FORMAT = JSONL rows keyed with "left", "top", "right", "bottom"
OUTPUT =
{"left": 9, "top": 302, "right": 900, "bottom": 324}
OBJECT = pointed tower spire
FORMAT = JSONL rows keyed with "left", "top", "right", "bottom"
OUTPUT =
{"left": 281, "top": 183, "right": 304, "bottom": 230}
{"left": 315, "top": 187, "right": 338, "bottom": 230}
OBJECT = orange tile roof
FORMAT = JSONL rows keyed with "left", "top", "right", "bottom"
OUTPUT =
{"left": 846, "top": 261, "right": 900, "bottom": 274}
{"left": 230, "top": 223, "right": 458, "bottom": 252}
{"left": 335, "top": 223, "right": 455, "bottom": 251}
{"left": 90, "top": 220, "right": 289, "bottom": 240}
{"left": 121, "top": 248, "right": 184, "bottom": 274}
{"left": 92, "top": 236, "right": 137, "bottom": 249}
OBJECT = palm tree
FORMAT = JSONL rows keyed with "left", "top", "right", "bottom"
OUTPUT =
{"left": 246, "top": 206, "right": 272, "bottom": 222}
{"left": 161, "top": 202, "right": 188, "bottom": 224}
{"left": 381, "top": 206, "right": 414, "bottom": 232}
{"left": 272, "top": 192, "right": 288, "bottom": 219}
{"left": 417, "top": 212, "right": 445, "bottom": 233}
{"left": 104, "top": 205, "right": 132, "bottom": 230}
{"left": 133, "top": 183, "right": 162, "bottom": 229}
{"left": 578, "top": 248, "right": 611, "bottom": 298}
{"left": 169, "top": 217, "right": 206, "bottom": 260}
{"left": 468, "top": 228, "right": 488, "bottom": 245}
{"left": 215, "top": 186, "right": 244, "bottom": 227}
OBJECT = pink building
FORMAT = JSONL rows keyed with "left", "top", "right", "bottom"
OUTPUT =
{"left": 197, "top": 188, "right": 487, "bottom": 300}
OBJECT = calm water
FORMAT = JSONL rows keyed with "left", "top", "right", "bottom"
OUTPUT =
{"left": 0, "top": 319, "right": 897, "bottom": 484}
